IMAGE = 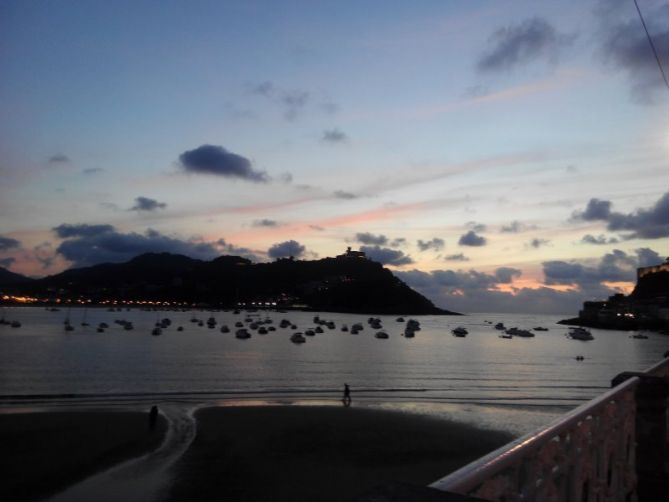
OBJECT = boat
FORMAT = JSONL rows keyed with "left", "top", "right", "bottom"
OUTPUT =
{"left": 494, "top": 322, "right": 506, "bottom": 330}
{"left": 305, "top": 329, "right": 315, "bottom": 336}
{"left": 505, "top": 327, "right": 534, "bottom": 337}
{"left": 396, "top": 317, "right": 405, "bottom": 322}
{"left": 220, "top": 325, "right": 230, "bottom": 333}
{"left": 258, "top": 327, "right": 268, "bottom": 334}
{"left": 630, "top": 333, "right": 648, "bottom": 339}
{"left": 499, "top": 334, "right": 512, "bottom": 339}
{"left": 235, "top": 329, "right": 251, "bottom": 339}
{"left": 568, "top": 327, "right": 594, "bottom": 341}
{"left": 375, "top": 331, "right": 389, "bottom": 339}
{"left": 533, "top": 327, "right": 549, "bottom": 331}
{"left": 151, "top": 327, "right": 162, "bottom": 336}
{"left": 452, "top": 327, "right": 468, "bottom": 337}
{"left": 10, "top": 320, "right": 21, "bottom": 328}
{"left": 290, "top": 332, "right": 306, "bottom": 344}
{"left": 341, "top": 324, "right": 348, "bottom": 332}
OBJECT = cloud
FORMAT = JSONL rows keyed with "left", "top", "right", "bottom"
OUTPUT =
{"left": 636, "top": 247, "right": 662, "bottom": 267}
{"left": 360, "top": 246, "right": 413, "bottom": 266}
{"left": 458, "top": 230, "right": 487, "bottom": 247}
{"left": 477, "top": 17, "right": 574, "bottom": 72}
{"left": 466, "top": 221, "right": 487, "bottom": 233}
{"left": 268, "top": 240, "right": 306, "bottom": 259}
{"left": 281, "top": 90, "right": 309, "bottom": 121}
{"left": 252, "top": 219, "right": 280, "bottom": 227}
{"left": 0, "top": 236, "right": 20, "bottom": 251}
{"left": 581, "top": 234, "right": 619, "bottom": 245}
{"left": 216, "top": 239, "right": 262, "bottom": 262}
{"left": 278, "top": 172, "right": 293, "bottom": 183}
{"left": 417, "top": 238, "right": 445, "bottom": 252}
{"left": 54, "top": 225, "right": 224, "bottom": 268}
{"left": 528, "top": 238, "right": 550, "bottom": 249}
{"left": 48, "top": 154, "right": 70, "bottom": 163}
{"left": 82, "top": 168, "right": 104, "bottom": 175}
{"left": 355, "top": 232, "right": 388, "bottom": 246}
{"left": 33, "top": 242, "right": 55, "bottom": 269}
{"left": 249, "top": 81, "right": 311, "bottom": 121}
{"left": 309, "top": 225, "right": 325, "bottom": 232}
{"left": 0, "top": 257, "right": 15, "bottom": 268}
{"left": 397, "top": 267, "right": 589, "bottom": 314}
{"left": 573, "top": 192, "right": 669, "bottom": 239}
{"left": 53, "top": 223, "right": 115, "bottom": 238}
{"left": 576, "top": 198, "right": 612, "bottom": 221}
{"left": 542, "top": 248, "right": 660, "bottom": 294}
{"left": 131, "top": 196, "right": 167, "bottom": 212}
{"left": 596, "top": 0, "right": 669, "bottom": 102}
{"left": 322, "top": 128, "right": 347, "bottom": 144}
{"left": 333, "top": 190, "right": 358, "bottom": 200}
{"left": 445, "top": 253, "right": 469, "bottom": 262}
{"left": 178, "top": 144, "right": 268, "bottom": 182}
{"left": 390, "top": 238, "right": 407, "bottom": 248}
{"left": 495, "top": 267, "right": 522, "bottom": 283}
{"left": 500, "top": 221, "right": 537, "bottom": 233}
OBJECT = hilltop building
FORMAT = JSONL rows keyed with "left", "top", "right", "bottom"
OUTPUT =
{"left": 637, "top": 257, "right": 669, "bottom": 279}
{"left": 336, "top": 247, "right": 367, "bottom": 259}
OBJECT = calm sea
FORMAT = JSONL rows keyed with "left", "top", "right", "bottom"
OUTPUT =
{"left": 1, "top": 307, "right": 667, "bottom": 435}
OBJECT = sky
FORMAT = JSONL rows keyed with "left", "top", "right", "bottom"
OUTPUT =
{"left": 1, "top": 0, "right": 668, "bottom": 314}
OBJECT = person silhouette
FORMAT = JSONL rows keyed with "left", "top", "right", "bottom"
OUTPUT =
{"left": 343, "top": 384, "right": 351, "bottom": 407}
{"left": 148, "top": 405, "right": 158, "bottom": 430}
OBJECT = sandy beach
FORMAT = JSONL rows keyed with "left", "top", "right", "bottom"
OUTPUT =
{"left": 1, "top": 405, "right": 512, "bottom": 501}
{"left": 0, "top": 410, "right": 167, "bottom": 502}
{"left": 165, "top": 405, "right": 512, "bottom": 502}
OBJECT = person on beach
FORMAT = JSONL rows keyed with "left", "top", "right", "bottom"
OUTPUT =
{"left": 343, "top": 384, "right": 351, "bottom": 407}
{"left": 148, "top": 405, "right": 158, "bottom": 430}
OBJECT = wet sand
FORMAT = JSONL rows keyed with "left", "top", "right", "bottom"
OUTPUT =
{"left": 0, "top": 410, "right": 167, "bottom": 502}
{"left": 166, "top": 406, "right": 513, "bottom": 502}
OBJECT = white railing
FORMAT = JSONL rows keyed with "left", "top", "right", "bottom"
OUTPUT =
{"left": 430, "top": 356, "right": 669, "bottom": 501}
{"left": 429, "top": 380, "right": 644, "bottom": 501}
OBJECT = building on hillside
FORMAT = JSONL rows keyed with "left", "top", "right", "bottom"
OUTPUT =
{"left": 637, "top": 258, "right": 669, "bottom": 279}
{"left": 336, "top": 247, "right": 366, "bottom": 259}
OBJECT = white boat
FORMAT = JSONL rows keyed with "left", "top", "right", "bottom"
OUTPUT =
{"left": 568, "top": 327, "right": 594, "bottom": 341}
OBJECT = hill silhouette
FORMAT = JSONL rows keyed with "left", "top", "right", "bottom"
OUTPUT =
{"left": 12, "top": 253, "right": 457, "bottom": 315}
{"left": 0, "top": 267, "right": 34, "bottom": 287}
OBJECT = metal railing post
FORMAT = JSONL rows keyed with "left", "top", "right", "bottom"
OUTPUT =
{"left": 612, "top": 371, "right": 669, "bottom": 501}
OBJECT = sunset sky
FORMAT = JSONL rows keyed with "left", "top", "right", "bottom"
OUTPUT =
{"left": 1, "top": 0, "right": 668, "bottom": 313}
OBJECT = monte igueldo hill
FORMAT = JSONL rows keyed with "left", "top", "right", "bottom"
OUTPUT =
{"left": 0, "top": 248, "right": 457, "bottom": 315}
{"left": 561, "top": 258, "right": 669, "bottom": 331}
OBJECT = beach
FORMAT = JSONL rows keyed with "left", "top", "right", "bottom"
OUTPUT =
{"left": 165, "top": 405, "right": 512, "bottom": 502}
{"left": 1, "top": 405, "right": 511, "bottom": 502}
{"left": 1, "top": 410, "right": 167, "bottom": 502}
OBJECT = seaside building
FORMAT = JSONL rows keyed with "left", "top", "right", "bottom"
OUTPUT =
{"left": 576, "top": 259, "right": 669, "bottom": 329}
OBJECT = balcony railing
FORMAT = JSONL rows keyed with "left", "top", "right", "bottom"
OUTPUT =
{"left": 429, "top": 356, "right": 669, "bottom": 501}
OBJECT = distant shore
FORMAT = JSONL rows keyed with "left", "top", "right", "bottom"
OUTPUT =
{"left": 1, "top": 405, "right": 511, "bottom": 502}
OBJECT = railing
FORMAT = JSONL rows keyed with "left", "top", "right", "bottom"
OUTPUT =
{"left": 429, "top": 356, "right": 669, "bottom": 501}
